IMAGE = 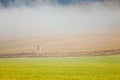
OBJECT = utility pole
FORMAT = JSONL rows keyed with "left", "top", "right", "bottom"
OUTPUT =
{"left": 37, "top": 45, "right": 42, "bottom": 54}
{"left": 37, "top": 45, "right": 39, "bottom": 54}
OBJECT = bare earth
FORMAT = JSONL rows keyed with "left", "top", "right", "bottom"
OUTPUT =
{"left": 0, "top": 49, "right": 120, "bottom": 58}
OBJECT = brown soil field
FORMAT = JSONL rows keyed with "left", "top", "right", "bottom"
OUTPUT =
{"left": 0, "top": 49, "right": 120, "bottom": 58}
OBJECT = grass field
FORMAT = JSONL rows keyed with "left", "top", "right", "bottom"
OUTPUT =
{"left": 0, "top": 56, "right": 120, "bottom": 80}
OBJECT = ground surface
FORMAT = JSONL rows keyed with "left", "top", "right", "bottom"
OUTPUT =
{"left": 0, "top": 49, "right": 120, "bottom": 58}
{"left": 0, "top": 56, "right": 120, "bottom": 80}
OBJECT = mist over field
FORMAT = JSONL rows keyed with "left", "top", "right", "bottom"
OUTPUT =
{"left": 0, "top": 0, "right": 120, "bottom": 53}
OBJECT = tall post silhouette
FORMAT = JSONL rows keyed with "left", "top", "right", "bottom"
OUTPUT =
{"left": 37, "top": 45, "right": 42, "bottom": 54}
{"left": 37, "top": 45, "right": 39, "bottom": 54}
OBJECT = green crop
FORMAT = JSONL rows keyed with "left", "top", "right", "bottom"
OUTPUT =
{"left": 0, "top": 56, "right": 120, "bottom": 80}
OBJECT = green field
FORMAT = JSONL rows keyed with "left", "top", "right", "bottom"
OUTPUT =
{"left": 0, "top": 56, "right": 120, "bottom": 80}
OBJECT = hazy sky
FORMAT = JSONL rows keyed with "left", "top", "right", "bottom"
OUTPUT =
{"left": 0, "top": 1, "right": 120, "bottom": 53}
{"left": 0, "top": 1, "right": 119, "bottom": 38}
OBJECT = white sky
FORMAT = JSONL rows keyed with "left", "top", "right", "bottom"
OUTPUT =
{"left": 0, "top": 2, "right": 120, "bottom": 39}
